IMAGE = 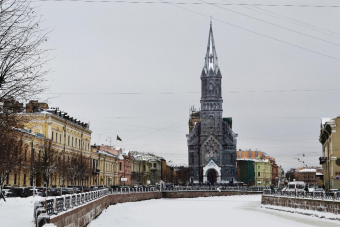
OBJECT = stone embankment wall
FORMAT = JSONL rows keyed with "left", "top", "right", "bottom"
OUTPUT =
{"left": 48, "top": 191, "right": 262, "bottom": 227}
{"left": 261, "top": 195, "right": 340, "bottom": 215}
{"left": 49, "top": 192, "right": 162, "bottom": 227}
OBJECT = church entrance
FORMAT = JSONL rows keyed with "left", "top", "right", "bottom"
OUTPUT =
{"left": 207, "top": 169, "right": 218, "bottom": 185}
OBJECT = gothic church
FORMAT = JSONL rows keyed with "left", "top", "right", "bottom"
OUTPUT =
{"left": 187, "top": 23, "right": 237, "bottom": 185}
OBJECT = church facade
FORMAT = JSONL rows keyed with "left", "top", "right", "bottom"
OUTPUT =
{"left": 187, "top": 23, "right": 237, "bottom": 185}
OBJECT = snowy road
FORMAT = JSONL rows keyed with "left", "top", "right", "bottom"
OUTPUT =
{"left": 88, "top": 195, "right": 340, "bottom": 227}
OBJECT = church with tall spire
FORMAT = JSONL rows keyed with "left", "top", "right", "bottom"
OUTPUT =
{"left": 187, "top": 22, "right": 237, "bottom": 185}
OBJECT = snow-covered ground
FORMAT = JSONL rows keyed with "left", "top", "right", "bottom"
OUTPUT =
{"left": 1, "top": 195, "right": 340, "bottom": 226}
{"left": 0, "top": 196, "right": 42, "bottom": 227}
{"left": 88, "top": 195, "right": 340, "bottom": 227}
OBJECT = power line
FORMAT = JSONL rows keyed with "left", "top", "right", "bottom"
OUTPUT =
{"left": 42, "top": 88, "right": 340, "bottom": 95}
{"left": 200, "top": 0, "right": 340, "bottom": 47}
{"left": 227, "top": 0, "right": 340, "bottom": 38}
{"left": 33, "top": 0, "right": 340, "bottom": 8}
{"left": 167, "top": 1, "right": 340, "bottom": 61}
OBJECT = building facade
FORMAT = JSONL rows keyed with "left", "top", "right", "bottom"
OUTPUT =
{"left": 187, "top": 23, "right": 237, "bottom": 185}
{"left": 296, "top": 169, "right": 317, "bottom": 186}
{"left": 319, "top": 117, "right": 340, "bottom": 190}
{"left": 254, "top": 160, "right": 272, "bottom": 187}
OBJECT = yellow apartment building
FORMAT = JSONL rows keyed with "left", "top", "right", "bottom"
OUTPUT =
{"left": 254, "top": 160, "right": 272, "bottom": 187}
{"left": 320, "top": 117, "right": 340, "bottom": 190}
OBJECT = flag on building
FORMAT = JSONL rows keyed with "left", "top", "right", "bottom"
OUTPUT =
{"left": 117, "top": 135, "right": 122, "bottom": 141}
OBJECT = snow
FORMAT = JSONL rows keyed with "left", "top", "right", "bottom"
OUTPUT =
{"left": 322, "top": 118, "right": 332, "bottom": 126}
{"left": 0, "top": 196, "right": 43, "bottom": 227}
{"left": 88, "top": 195, "right": 339, "bottom": 227}
{"left": 299, "top": 169, "right": 317, "bottom": 173}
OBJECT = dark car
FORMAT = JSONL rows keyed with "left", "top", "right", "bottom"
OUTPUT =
{"left": 82, "top": 187, "right": 92, "bottom": 192}
{"left": 42, "top": 188, "right": 61, "bottom": 197}
{"left": 13, "top": 187, "right": 32, "bottom": 197}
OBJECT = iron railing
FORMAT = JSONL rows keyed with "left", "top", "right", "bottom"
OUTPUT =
{"left": 263, "top": 189, "right": 340, "bottom": 201}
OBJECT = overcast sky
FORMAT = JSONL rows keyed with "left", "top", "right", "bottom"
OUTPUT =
{"left": 36, "top": 0, "right": 340, "bottom": 172}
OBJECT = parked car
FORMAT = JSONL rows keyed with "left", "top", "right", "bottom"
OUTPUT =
{"left": 83, "top": 187, "right": 92, "bottom": 192}
{"left": 327, "top": 189, "right": 339, "bottom": 196}
{"left": 30, "top": 189, "right": 44, "bottom": 196}
{"left": 13, "top": 187, "right": 32, "bottom": 197}
{"left": 65, "top": 188, "right": 76, "bottom": 194}
{"left": 1, "top": 189, "right": 14, "bottom": 197}
{"left": 42, "top": 188, "right": 61, "bottom": 197}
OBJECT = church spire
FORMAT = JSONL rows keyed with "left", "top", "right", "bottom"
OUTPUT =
{"left": 204, "top": 21, "right": 219, "bottom": 73}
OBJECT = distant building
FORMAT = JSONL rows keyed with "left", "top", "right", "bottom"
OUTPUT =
{"left": 296, "top": 169, "right": 317, "bottom": 186}
{"left": 237, "top": 150, "right": 278, "bottom": 186}
{"left": 187, "top": 22, "right": 237, "bottom": 185}
{"left": 237, "top": 160, "right": 255, "bottom": 186}
{"left": 319, "top": 117, "right": 340, "bottom": 190}
{"left": 254, "top": 160, "right": 272, "bottom": 187}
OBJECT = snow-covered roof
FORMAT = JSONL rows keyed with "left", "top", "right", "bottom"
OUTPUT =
{"left": 130, "top": 151, "right": 164, "bottom": 162}
{"left": 316, "top": 172, "right": 323, "bottom": 175}
{"left": 167, "top": 160, "right": 188, "bottom": 168}
{"left": 322, "top": 118, "right": 332, "bottom": 126}
{"left": 98, "top": 150, "right": 117, "bottom": 158}
{"left": 299, "top": 169, "right": 316, "bottom": 173}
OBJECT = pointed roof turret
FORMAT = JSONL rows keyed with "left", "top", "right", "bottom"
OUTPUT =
{"left": 204, "top": 21, "right": 219, "bottom": 74}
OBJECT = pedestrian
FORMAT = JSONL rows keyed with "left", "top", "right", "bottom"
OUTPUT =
{"left": 304, "top": 186, "right": 309, "bottom": 193}
{"left": 270, "top": 185, "right": 274, "bottom": 194}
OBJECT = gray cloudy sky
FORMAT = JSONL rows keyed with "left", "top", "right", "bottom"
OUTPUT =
{"left": 36, "top": 0, "right": 340, "bottom": 171}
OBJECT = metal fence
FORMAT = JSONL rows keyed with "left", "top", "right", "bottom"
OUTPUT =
{"left": 263, "top": 189, "right": 340, "bottom": 201}
{"left": 162, "top": 186, "right": 267, "bottom": 192}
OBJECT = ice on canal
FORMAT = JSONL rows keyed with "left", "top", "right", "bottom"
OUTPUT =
{"left": 88, "top": 195, "right": 339, "bottom": 227}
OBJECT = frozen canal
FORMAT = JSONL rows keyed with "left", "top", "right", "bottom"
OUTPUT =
{"left": 88, "top": 195, "right": 339, "bottom": 227}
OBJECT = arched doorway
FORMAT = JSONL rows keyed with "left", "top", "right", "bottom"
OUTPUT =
{"left": 207, "top": 169, "right": 218, "bottom": 185}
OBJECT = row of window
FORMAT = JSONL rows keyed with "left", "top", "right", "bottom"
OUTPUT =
{"left": 51, "top": 131, "right": 90, "bottom": 150}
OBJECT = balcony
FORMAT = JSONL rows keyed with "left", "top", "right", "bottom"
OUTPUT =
{"left": 319, "top": 157, "right": 327, "bottom": 165}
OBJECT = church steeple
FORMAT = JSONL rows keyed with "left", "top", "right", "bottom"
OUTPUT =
{"left": 204, "top": 21, "right": 219, "bottom": 74}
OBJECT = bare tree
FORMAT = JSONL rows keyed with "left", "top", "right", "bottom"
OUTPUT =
{"left": 34, "top": 140, "right": 58, "bottom": 189}
{"left": 0, "top": 129, "right": 25, "bottom": 199}
{"left": 65, "top": 152, "right": 91, "bottom": 190}
{"left": 0, "top": 0, "right": 49, "bottom": 101}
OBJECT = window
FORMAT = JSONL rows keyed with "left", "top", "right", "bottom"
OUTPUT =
{"left": 68, "top": 135, "right": 70, "bottom": 146}
{"left": 14, "top": 174, "right": 17, "bottom": 185}
{"left": 60, "top": 134, "right": 62, "bottom": 143}
{"left": 23, "top": 174, "right": 26, "bottom": 186}
{"left": 258, "top": 165, "right": 260, "bottom": 169}
{"left": 119, "top": 162, "right": 122, "bottom": 171}
{"left": 75, "top": 138, "right": 77, "bottom": 148}
{"left": 56, "top": 133, "right": 58, "bottom": 142}
{"left": 24, "top": 148, "right": 27, "bottom": 161}
{"left": 52, "top": 131, "right": 54, "bottom": 140}
{"left": 258, "top": 172, "right": 260, "bottom": 177}
{"left": 153, "top": 163, "right": 156, "bottom": 168}
{"left": 72, "top": 137, "right": 74, "bottom": 147}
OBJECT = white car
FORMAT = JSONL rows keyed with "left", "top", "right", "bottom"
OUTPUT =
{"left": 2, "top": 189, "right": 14, "bottom": 197}
{"left": 30, "top": 189, "right": 44, "bottom": 196}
